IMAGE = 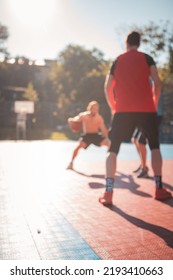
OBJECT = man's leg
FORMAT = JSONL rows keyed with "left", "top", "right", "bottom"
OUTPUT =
{"left": 132, "top": 129, "right": 148, "bottom": 177}
{"left": 100, "top": 138, "right": 110, "bottom": 148}
{"left": 138, "top": 142, "right": 147, "bottom": 169}
{"left": 131, "top": 129, "right": 143, "bottom": 172}
{"left": 131, "top": 137, "right": 141, "bottom": 172}
{"left": 99, "top": 152, "right": 117, "bottom": 205}
{"left": 99, "top": 112, "right": 134, "bottom": 205}
{"left": 151, "top": 149, "right": 172, "bottom": 200}
{"left": 136, "top": 142, "right": 149, "bottom": 178}
{"left": 67, "top": 141, "right": 87, "bottom": 169}
{"left": 151, "top": 148, "right": 162, "bottom": 176}
{"left": 143, "top": 112, "right": 172, "bottom": 200}
{"left": 106, "top": 151, "right": 117, "bottom": 178}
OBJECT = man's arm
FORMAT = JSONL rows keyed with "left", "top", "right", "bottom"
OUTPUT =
{"left": 68, "top": 113, "right": 83, "bottom": 124}
{"left": 104, "top": 74, "right": 116, "bottom": 114}
{"left": 150, "top": 65, "right": 161, "bottom": 109}
{"left": 99, "top": 116, "right": 108, "bottom": 138}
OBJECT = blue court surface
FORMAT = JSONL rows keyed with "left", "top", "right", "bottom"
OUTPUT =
{"left": 75, "top": 141, "right": 173, "bottom": 160}
{"left": 0, "top": 140, "right": 172, "bottom": 260}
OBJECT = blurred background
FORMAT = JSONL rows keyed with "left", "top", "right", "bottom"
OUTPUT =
{"left": 0, "top": 0, "right": 173, "bottom": 142}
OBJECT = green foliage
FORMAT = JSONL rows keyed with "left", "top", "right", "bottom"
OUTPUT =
{"left": 23, "top": 82, "right": 39, "bottom": 102}
{"left": 0, "top": 57, "right": 37, "bottom": 87}
{"left": 133, "top": 21, "right": 173, "bottom": 64}
{"left": 49, "top": 44, "right": 110, "bottom": 123}
{"left": 1, "top": 21, "right": 173, "bottom": 140}
{"left": 158, "top": 45, "right": 173, "bottom": 92}
{"left": 0, "top": 22, "right": 9, "bottom": 56}
{"left": 168, "top": 46, "right": 173, "bottom": 73}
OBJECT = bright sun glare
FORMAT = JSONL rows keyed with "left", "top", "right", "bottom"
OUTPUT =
{"left": 9, "top": 0, "right": 56, "bottom": 28}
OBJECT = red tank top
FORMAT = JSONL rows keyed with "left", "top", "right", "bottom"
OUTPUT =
{"left": 113, "top": 50, "right": 156, "bottom": 112}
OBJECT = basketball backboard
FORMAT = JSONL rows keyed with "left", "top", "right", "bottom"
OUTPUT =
{"left": 14, "top": 101, "right": 34, "bottom": 114}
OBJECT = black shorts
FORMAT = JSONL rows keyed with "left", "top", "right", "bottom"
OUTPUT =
{"left": 108, "top": 112, "right": 159, "bottom": 154}
{"left": 132, "top": 128, "right": 147, "bottom": 145}
{"left": 80, "top": 133, "right": 105, "bottom": 148}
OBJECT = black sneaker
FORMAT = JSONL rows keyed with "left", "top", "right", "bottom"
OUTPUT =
{"left": 137, "top": 168, "right": 149, "bottom": 178}
{"left": 67, "top": 162, "right": 73, "bottom": 169}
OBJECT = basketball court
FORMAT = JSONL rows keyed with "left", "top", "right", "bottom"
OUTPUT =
{"left": 0, "top": 140, "right": 172, "bottom": 260}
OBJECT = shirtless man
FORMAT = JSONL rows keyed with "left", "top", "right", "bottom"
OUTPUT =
{"left": 67, "top": 101, "right": 109, "bottom": 169}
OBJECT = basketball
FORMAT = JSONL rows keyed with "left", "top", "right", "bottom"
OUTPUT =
{"left": 69, "top": 120, "right": 82, "bottom": 132}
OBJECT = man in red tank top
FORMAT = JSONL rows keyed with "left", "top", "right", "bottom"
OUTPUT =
{"left": 99, "top": 31, "right": 172, "bottom": 205}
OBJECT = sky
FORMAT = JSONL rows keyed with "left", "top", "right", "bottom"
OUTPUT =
{"left": 0, "top": 0, "right": 173, "bottom": 62}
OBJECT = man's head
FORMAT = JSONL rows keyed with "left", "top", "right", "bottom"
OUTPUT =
{"left": 126, "top": 31, "right": 140, "bottom": 49}
{"left": 87, "top": 101, "right": 99, "bottom": 116}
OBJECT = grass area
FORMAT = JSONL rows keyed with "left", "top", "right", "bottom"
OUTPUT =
{"left": 50, "top": 132, "right": 69, "bottom": 140}
{"left": 0, "top": 127, "right": 79, "bottom": 141}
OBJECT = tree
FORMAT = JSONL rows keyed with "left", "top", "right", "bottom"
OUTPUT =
{"left": 115, "top": 21, "right": 173, "bottom": 66}
{"left": 168, "top": 46, "right": 173, "bottom": 73}
{"left": 0, "top": 56, "right": 40, "bottom": 89}
{"left": 133, "top": 21, "right": 173, "bottom": 65}
{"left": 159, "top": 46, "right": 173, "bottom": 93}
{"left": 49, "top": 44, "right": 110, "bottom": 122}
{"left": 0, "top": 22, "right": 9, "bottom": 57}
{"left": 23, "top": 82, "right": 39, "bottom": 102}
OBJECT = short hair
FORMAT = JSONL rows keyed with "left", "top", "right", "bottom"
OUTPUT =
{"left": 87, "top": 101, "right": 99, "bottom": 111}
{"left": 126, "top": 31, "right": 140, "bottom": 47}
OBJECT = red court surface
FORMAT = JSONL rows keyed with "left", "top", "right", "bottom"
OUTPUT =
{"left": 0, "top": 140, "right": 172, "bottom": 260}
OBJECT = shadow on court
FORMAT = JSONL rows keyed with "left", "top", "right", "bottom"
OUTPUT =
{"left": 106, "top": 205, "right": 173, "bottom": 248}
